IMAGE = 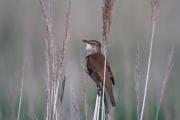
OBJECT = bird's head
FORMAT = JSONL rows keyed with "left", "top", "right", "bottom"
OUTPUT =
{"left": 82, "top": 40, "right": 101, "bottom": 55}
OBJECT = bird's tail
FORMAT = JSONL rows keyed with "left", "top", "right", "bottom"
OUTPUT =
{"left": 110, "top": 93, "right": 116, "bottom": 106}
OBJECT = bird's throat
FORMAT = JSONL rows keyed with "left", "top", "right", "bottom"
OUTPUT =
{"left": 86, "top": 44, "right": 93, "bottom": 56}
{"left": 86, "top": 49, "right": 93, "bottom": 56}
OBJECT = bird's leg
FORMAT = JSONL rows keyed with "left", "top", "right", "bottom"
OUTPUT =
{"left": 97, "top": 81, "right": 103, "bottom": 96}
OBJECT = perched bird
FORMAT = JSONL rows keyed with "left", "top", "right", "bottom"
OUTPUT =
{"left": 82, "top": 40, "right": 116, "bottom": 106}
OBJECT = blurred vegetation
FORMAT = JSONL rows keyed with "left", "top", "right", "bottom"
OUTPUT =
{"left": 0, "top": 0, "right": 180, "bottom": 120}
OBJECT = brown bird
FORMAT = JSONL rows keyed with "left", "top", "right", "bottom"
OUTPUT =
{"left": 82, "top": 40, "right": 116, "bottom": 106}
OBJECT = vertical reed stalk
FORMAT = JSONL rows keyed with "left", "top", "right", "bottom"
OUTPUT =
{"left": 102, "top": 0, "right": 115, "bottom": 120}
{"left": 140, "top": 0, "right": 159, "bottom": 120}
{"left": 39, "top": 0, "right": 71, "bottom": 119}
{"left": 155, "top": 46, "right": 174, "bottom": 120}
{"left": 17, "top": 61, "right": 25, "bottom": 120}
{"left": 134, "top": 42, "right": 141, "bottom": 120}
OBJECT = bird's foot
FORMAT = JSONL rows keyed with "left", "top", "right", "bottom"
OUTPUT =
{"left": 97, "top": 81, "right": 103, "bottom": 96}
{"left": 98, "top": 88, "right": 102, "bottom": 96}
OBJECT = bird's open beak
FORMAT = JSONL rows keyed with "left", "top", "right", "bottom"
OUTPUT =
{"left": 82, "top": 40, "right": 92, "bottom": 51}
{"left": 82, "top": 40, "right": 89, "bottom": 44}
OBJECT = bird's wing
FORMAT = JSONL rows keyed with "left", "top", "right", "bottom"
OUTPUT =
{"left": 106, "top": 62, "right": 115, "bottom": 85}
{"left": 93, "top": 52, "right": 115, "bottom": 85}
{"left": 86, "top": 55, "right": 101, "bottom": 84}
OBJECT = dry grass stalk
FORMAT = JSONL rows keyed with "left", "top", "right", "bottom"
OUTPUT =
{"left": 79, "top": 1, "right": 115, "bottom": 119}
{"left": 39, "top": 0, "right": 71, "bottom": 119}
{"left": 56, "top": 0, "right": 71, "bottom": 81}
{"left": 93, "top": 95, "right": 101, "bottom": 120}
{"left": 53, "top": 0, "right": 71, "bottom": 119}
{"left": 39, "top": 0, "right": 57, "bottom": 119}
{"left": 101, "top": 0, "right": 115, "bottom": 120}
{"left": 102, "top": 0, "right": 115, "bottom": 45}
{"left": 39, "top": 0, "right": 55, "bottom": 118}
{"left": 155, "top": 46, "right": 174, "bottom": 120}
{"left": 60, "top": 76, "right": 66, "bottom": 104}
{"left": 17, "top": 61, "right": 25, "bottom": 120}
{"left": 140, "top": 0, "right": 159, "bottom": 120}
{"left": 134, "top": 42, "right": 141, "bottom": 120}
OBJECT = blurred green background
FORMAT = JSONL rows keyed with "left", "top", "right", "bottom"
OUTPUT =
{"left": 0, "top": 0, "right": 180, "bottom": 120}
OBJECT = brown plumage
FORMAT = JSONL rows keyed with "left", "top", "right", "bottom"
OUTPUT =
{"left": 82, "top": 40, "right": 116, "bottom": 106}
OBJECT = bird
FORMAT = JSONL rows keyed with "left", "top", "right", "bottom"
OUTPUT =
{"left": 82, "top": 40, "right": 116, "bottom": 106}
